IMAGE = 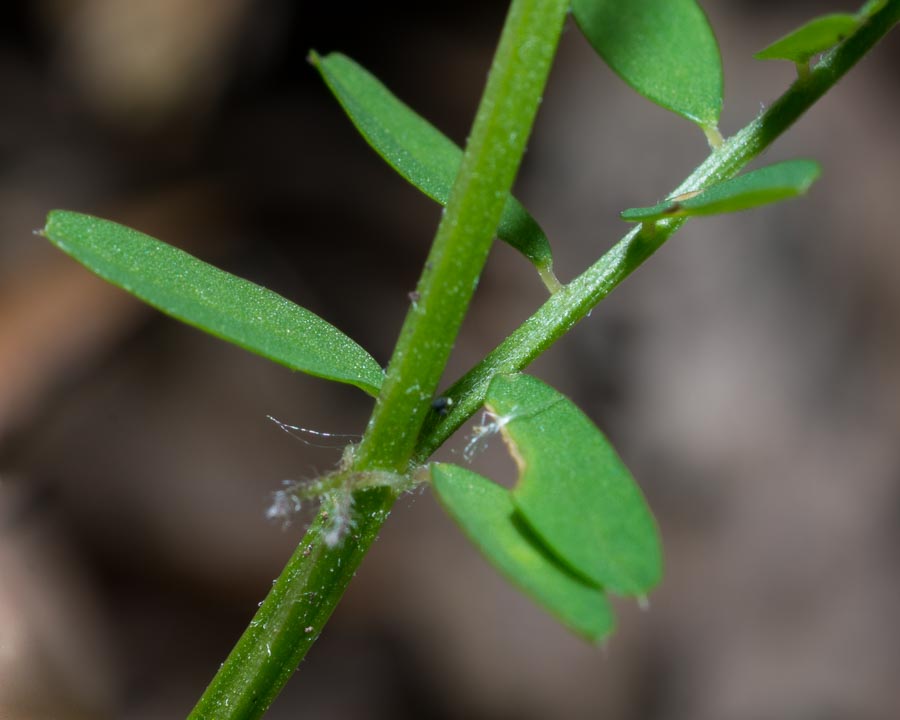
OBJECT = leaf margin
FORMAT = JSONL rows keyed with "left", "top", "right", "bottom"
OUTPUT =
{"left": 571, "top": 0, "right": 724, "bottom": 131}
{"left": 430, "top": 461, "right": 615, "bottom": 642}
{"left": 620, "top": 158, "right": 822, "bottom": 222}
{"left": 311, "top": 50, "right": 560, "bottom": 292}
{"left": 485, "top": 372, "right": 663, "bottom": 596}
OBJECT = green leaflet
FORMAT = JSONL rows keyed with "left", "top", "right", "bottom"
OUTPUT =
{"left": 42, "top": 211, "right": 384, "bottom": 396}
{"left": 620, "top": 159, "right": 821, "bottom": 222}
{"left": 487, "top": 373, "right": 661, "bottom": 595}
{"left": 572, "top": 0, "right": 723, "bottom": 132}
{"left": 311, "top": 52, "right": 560, "bottom": 292}
{"left": 755, "top": 13, "right": 861, "bottom": 64}
{"left": 430, "top": 373, "right": 659, "bottom": 636}
{"left": 431, "top": 463, "right": 614, "bottom": 642}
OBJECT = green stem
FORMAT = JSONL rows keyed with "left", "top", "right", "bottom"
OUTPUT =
{"left": 355, "top": 0, "right": 569, "bottom": 473}
{"left": 414, "top": 0, "right": 900, "bottom": 459}
{"left": 188, "top": 1, "right": 568, "bottom": 717}
{"left": 186, "top": 487, "right": 393, "bottom": 720}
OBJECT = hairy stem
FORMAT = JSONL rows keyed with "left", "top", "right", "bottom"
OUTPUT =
{"left": 186, "top": 487, "right": 392, "bottom": 720}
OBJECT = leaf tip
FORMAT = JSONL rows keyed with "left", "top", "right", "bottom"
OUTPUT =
{"left": 43, "top": 208, "right": 61, "bottom": 226}
{"left": 571, "top": 0, "right": 724, "bottom": 130}
{"left": 801, "top": 161, "right": 823, "bottom": 191}
{"left": 41, "top": 209, "right": 71, "bottom": 242}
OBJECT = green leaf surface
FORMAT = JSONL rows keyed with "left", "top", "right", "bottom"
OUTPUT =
{"left": 620, "top": 159, "right": 821, "bottom": 222}
{"left": 431, "top": 463, "right": 614, "bottom": 641}
{"left": 572, "top": 0, "right": 723, "bottom": 128}
{"left": 486, "top": 373, "right": 661, "bottom": 595}
{"left": 42, "top": 210, "right": 384, "bottom": 396}
{"left": 311, "top": 51, "right": 556, "bottom": 281}
{"left": 755, "top": 14, "right": 861, "bottom": 64}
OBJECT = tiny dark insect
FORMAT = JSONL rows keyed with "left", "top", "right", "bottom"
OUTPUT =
{"left": 431, "top": 396, "right": 454, "bottom": 416}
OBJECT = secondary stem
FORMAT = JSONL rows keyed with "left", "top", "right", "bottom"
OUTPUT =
{"left": 415, "top": 0, "right": 900, "bottom": 458}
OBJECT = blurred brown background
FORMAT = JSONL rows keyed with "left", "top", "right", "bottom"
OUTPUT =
{"left": 1, "top": 1, "right": 899, "bottom": 718}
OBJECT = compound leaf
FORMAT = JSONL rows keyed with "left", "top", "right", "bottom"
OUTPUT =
{"left": 572, "top": 0, "right": 723, "bottom": 130}
{"left": 621, "top": 159, "right": 821, "bottom": 222}
{"left": 431, "top": 463, "right": 614, "bottom": 642}
{"left": 42, "top": 210, "right": 385, "bottom": 396}
{"left": 486, "top": 373, "right": 662, "bottom": 595}
{"left": 755, "top": 13, "right": 861, "bottom": 64}
{"left": 312, "top": 51, "right": 558, "bottom": 290}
